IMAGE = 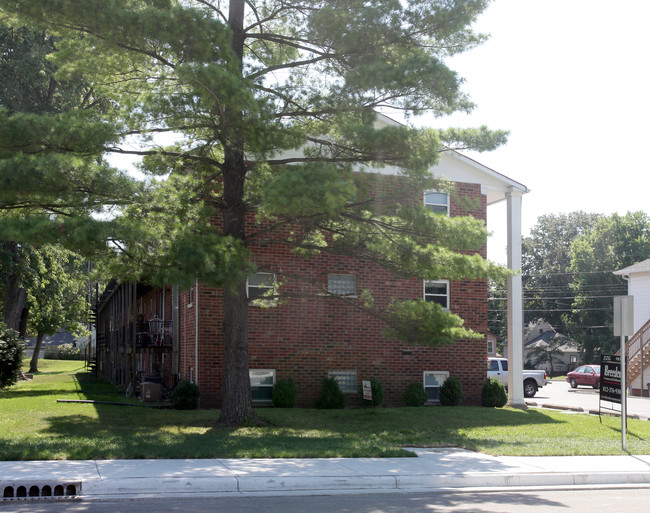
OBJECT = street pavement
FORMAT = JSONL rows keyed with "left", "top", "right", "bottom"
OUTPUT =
{"left": 2, "top": 448, "right": 650, "bottom": 501}
{"left": 527, "top": 380, "right": 650, "bottom": 419}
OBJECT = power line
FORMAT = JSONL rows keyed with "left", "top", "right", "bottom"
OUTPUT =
{"left": 522, "top": 269, "right": 623, "bottom": 277}
{"left": 489, "top": 308, "right": 611, "bottom": 313}
{"left": 488, "top": 294, "right": 624, "bottom": 301}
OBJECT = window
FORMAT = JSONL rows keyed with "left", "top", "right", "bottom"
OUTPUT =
{"left": 487, "top": 339, "right": 495, "bottom": 355}
{"left": 424, "top": 280, "right": 449, "bottom": 309}
{"left": 423, "top": 371, "right": 450, "bottom": 402}
{"left": 328, "top": 370, "right": 357, "bottom": 394}
{"left": 247, "top": 273, "right": 277, "bottom": 306}
{"left": 328, "top": 274, "right": 357, "bottom": 297}
{"left": 250, "top": 369, "right": 275, "bottom": 402}
{"left": 424, "top": 191, "right": 449, "bottom": 215}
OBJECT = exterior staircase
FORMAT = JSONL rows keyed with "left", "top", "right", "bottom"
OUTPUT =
{"left": 623, "top": 318, "right": 650, "bottom": 391}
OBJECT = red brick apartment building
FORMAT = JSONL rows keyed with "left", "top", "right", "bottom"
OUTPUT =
{"left": 94, "top": 148, "right": 528, "bottom": 408}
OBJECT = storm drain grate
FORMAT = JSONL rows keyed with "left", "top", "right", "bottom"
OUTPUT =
{"left": 1, "top": 481, "right": 81, "bottom": 501}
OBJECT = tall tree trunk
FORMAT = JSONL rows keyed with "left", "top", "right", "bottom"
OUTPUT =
{"left": 219, "top": 144, "right": 255, "bottom": 424}
{"left": 218, "top": 0, "right": 256, "bottom": 425}
{"left": 29, "top": 331, "right": 45, "bottom": 373}
{"left": 2, "top": 286, "right": 27, "bottom": 331}
{"left": 219, "top": 150, "right": 256, "bottom": 424}
{"left": 18, "top": 304, "right": 29, "bottom": 340}
{"left": 2, "top": 242, "right": 28, "bottom": 333}
{"left": 220, "top": 279, "right": 255, "bottom": 424}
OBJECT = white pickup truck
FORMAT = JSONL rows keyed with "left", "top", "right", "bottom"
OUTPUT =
{"left": 487, "top": 357, "right": 547, "bottom": 398}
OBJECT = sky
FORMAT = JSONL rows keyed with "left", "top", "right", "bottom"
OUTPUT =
{"left": 427, "top": 0, "right": 650, "bottom": 264}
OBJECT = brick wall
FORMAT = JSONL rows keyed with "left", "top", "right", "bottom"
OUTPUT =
{"left": 176, "top": 178, "right": 488, "bottom": 407}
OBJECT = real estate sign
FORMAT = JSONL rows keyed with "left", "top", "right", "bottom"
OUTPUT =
{"left": 600, "top": 354, "right": 622, "bottom": 404}
{"left": 362, "top": 380, "right": 372, "bottom": 401}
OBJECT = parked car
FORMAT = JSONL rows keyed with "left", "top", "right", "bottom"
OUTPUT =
{"left": 566, "top": 365, "right": 601, "bottom": 389}
{"left": 487, "top": 357, "right": 547, "bottom": 398}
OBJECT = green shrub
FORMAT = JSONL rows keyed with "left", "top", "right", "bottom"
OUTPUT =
{"left": 314, "top": 377, "right": 345, "bottom": 409}
{"left": 361, "top": 377, "right": 384, "bottom": 407}
{"left": 481, "top": 378, "right": 508, "bottom": 407}
{"left": 439, "top": 376, "right": 463, "bottom": 406}
{"left": 171, "top": 379, "right": 200, "bottom": 409}
{"left": 0, "top": 324, "right": 24, "bottom": 389}
{"left": 403, "top": 382, "right": 427, "bottom": 407}
{"left": 44, "top": 343, "right": 83, "bottom": 360}
{"left": 272, "top": 377, "right": 297, "bottom": 408}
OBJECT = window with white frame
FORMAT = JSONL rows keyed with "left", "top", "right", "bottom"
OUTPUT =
{"left": 423, "top": 371, "right": 450, "bottom": 402}
{"left": 250, "top": 369, "right": 275, "bottom": 402}
{"left": 328, "top": 370, "right": 357, "bottom": 394}
{"left": 487, "top": 339, "right": 495, "bottom": 355}
{"left": 424, "top": 280, "right": 449, "bottom": 309}
{"left": 328, "top": 273, "right": 357, "bottom": 297}
{"left": 247, "top": 273, "right": 277, "bottom": 305}
{"left": 424, "top": 191, "right": 449, "bottom": 215}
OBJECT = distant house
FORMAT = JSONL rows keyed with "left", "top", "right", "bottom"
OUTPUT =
{"left": 486, "top": 330, "right": 499, "bottom": 357}
{"left": 614, "top": 259, "right": 650, "bottom": 396}
{"left": 523, "top": 319, "right": 579, "bottom": 376}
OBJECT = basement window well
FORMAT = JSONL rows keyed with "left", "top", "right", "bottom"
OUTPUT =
{"left": 328, "top": 370, "right": 357, "bottom": 394}
{"left": 423, "top": 371, "right": 449, "bottom": 402}
{"left": 250, "top": 369, "right": 275, "bottom": 403}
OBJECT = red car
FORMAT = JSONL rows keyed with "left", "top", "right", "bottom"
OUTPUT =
{"left": 566, "top": 365, "right": 601, "bottom": 389}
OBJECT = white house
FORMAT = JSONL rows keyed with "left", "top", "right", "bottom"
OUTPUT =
{"left": 613, "top": 259, "right": 650, "bottom": 396}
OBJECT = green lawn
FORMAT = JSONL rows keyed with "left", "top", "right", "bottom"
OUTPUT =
{"left": 1, "top": 360, "right": 649, "bottom": 460}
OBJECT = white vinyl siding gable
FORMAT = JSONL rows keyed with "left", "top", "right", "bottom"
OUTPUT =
{"left": 628, "top": 271, "right": 650, "bottom": 333}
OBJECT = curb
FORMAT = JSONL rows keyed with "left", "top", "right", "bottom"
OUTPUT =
{"left": 76, "top": 471, "right": 650, "bottom": 499}
{"left": 526, "top": 401, "right": 649, "bottom": 420}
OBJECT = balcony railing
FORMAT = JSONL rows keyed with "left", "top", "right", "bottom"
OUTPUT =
{"left": 136, "top": 317, "right": 172, "bottom": 348}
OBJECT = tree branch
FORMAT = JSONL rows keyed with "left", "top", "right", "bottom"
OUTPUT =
{"left": 247, "top": 52, "right": 333, "bottom": 80}
{"left": 105, "top": 147, "right": 223, "bottom": 168}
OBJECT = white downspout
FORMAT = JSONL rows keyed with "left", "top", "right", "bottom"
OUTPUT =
{"left": 506, "top": 188, "right": 525, "bottom": 407}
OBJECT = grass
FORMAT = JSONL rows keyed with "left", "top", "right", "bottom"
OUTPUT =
{"left": 1, "top": 360, "right": 649, "bottom": 460}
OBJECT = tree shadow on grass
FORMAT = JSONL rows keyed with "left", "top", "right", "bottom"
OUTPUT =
{"left": 260, "top": 406, "right": 564, "bottom": 433}
{"left": 8, "top": 408, "right": 553, "bottom": 461}
{"left": 2, "top": 369, "right": 578, "bottom": 461}
{"left": 0, "top": 388, "right": 85, "bottom": 399}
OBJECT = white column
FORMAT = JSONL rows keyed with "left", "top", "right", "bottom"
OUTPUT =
{"left": 506, "top": 188, "right": 525, "bottom": 407}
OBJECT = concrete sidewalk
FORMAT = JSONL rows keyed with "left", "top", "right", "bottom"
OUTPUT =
{"left": 3, "top": 448, "right": 650, "bottom": 500}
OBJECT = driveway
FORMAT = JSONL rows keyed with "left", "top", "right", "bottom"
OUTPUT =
{"left": 527, "top": 380, "right": 650, "bottom": 419}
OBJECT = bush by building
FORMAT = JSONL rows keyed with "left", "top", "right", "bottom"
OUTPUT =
{"left": 171, "top": 379, "right": 200, "bottom": 410}
{"left": 272, "top": 377, "right": 298, "bottom": 408}
{"left": 43, "top": 343, "right": 83, "bottom": 360}
{"left": 439, "top": 376, "right": 463, "bottom": 406}
{"left": 314, "top": 377, "right": 345, "bottom": 409}
{"left": 403, "top": 382, "right": 427, "bottom": 407}
{"left": 481, "top": 378, "right": 508, "bottom": 407}
{"left": 0, "top": 324, "right": 24, "bottom": 389}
